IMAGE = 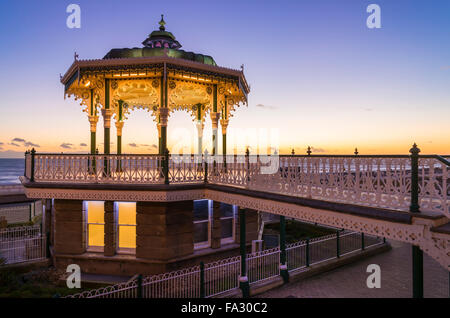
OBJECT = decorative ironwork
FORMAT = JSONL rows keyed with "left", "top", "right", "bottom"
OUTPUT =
{"left": 64, "top": 232, "right": 383, "bottom": 298}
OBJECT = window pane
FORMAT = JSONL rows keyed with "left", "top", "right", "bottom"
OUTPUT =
{"left": 119, "top": 226, "right": 136, "bottom": 249}
{"left": 118, "top": 202, "right": 136, "bottom": 225}
{"left": 221, "top": 218, "right": 233, "bottom": 239}
{"left": 87, "top": 201, "right": 104, "bottom": 223}
{"left": 194, "top": 222, "right": 208, "bottom": 243}
{"left": 88, "top": 224, "right": 104, "bottom": 247}
{"left": 220, "top": 203, "right": 234, "bottom": 218}
{"left": 193, "top": 200, "right": 209, "bottom": 221}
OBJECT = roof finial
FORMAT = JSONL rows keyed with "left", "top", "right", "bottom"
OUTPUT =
{"left": 159, "top": 14, "right": 166, "bottom": 31}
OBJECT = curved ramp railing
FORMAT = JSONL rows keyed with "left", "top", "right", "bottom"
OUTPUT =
{"left": 24, "top": 150, "right": 449, "bottom": 217}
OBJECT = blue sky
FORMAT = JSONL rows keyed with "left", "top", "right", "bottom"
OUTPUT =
{"left": 0, "top": 0, "right": 449, "bottom": 157}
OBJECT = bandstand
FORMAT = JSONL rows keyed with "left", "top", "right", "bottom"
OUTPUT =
{"left": 62, "top": 15, "right": 249, "bottom": 157}
{"left": 34, "top": 17, "right": 257, "bottom": 278}
{"left": 19, "top": 16, "right": 449, "bottom": 298}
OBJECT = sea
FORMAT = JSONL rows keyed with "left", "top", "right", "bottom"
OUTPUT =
{"left": 0, "top": 158, "right": 24, "bottom": 184}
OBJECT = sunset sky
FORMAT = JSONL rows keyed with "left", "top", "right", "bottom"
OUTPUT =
{"left": 0, "top": 0, "right": 449, "bottom": 157}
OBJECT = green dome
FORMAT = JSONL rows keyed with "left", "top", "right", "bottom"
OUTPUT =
{"left": 103, "top": 47, "right": 216, "bottom": 66}
{"left": 103, "top": 15, "right": 216, "bottom": 66}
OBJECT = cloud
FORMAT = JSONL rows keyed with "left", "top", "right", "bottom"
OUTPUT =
{"left": 140, "top": 144, "right": 150, "bottom": 147}
{"left": 80, "top": 143, "right": 87, "bottom": 147}
{"left": 60, "top": 143, "right": 73, "bottom": 149}
{"left": 9, "top": 138, "right": 40, "bottom": 148}
{"left": 25, "top": 142, "right": 40, "bottom": 147}
{"left": 440, "top": 66, "right": 450, "bottom": 70}
{"left": 363, "top": 108, "right": 373, "bottom": 112}
{"left": 151, "top": 144, "right": 157, "bottom": 148}
{"left": 255, "top": 103, "right": 277, "bottom": 110}
{"left": 310, "top": 147, "right": 326, "bottom": 153}
{"left": 128, "top": 143, "right": 138, "bottom": 147}
{"left": 0, "top": 142, "right": 3, "bottom": 145}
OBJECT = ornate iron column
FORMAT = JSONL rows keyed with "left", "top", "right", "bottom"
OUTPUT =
{"left": 221, "top": 119, "right": 228, "bottom": 156}
{"left": 116, "top": 121, "right": 124, "bottom": 155}
{"left": 89, "top": 116, "right": 98, "bottom": 155}
{"left": 160, "top": 64, "right": 169, "bottom": 155}
{"left": 196, "top": 120, "right": 203, "bottom": 155}
{"left": 102, "top": 78, "right": 112, "bottom": 155}
{"left": 88, "top": 115, "right": 98, "bottom": 174}
{"left": 410, "top": 143, "right": 423, "bottom": 298}
{"left": 211, "top": 84, "right": 219, "bottom": 156}
{"left": 211, "top": 112, "right": 220, "bottom": 156}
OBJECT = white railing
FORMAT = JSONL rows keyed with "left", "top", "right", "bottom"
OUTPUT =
{"left": 65, "top": 231, "right": 383, "bottom": 298}
{"left": 212, "top": 156, "right": 412, "bottom": 211}
{"left": 26, "top": 153, "right": 450, "bottom": 217}
{"left": 66, "top": 278, "right": 139, "bottom": 298}
{"left": 168, "top": 155, "right": 204, "bottom": 183}
{"left": 247, "top": 247, "right": 280, "bottom": 284}
{"left": 0, "top": 235, "right": 46, "bottom": 265}
{"left": 204, "top": 256, "right": 240, "bottom": 297}
{"left": 418, "top": 158, "right": 449, "bottom": 217}
{"left": 33, "top": 154, "right": 165, "bottom": 184}
{"left": 0, "top": 225, "right": 41, "bottom": 241}
{"left": 142, "top": 266, "right": 201, "bottom": 298}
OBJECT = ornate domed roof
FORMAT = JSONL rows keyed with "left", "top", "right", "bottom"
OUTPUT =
{"left": 103, "top": 15, "right": 216, "bottom": 66}
{"left": 142, "top": 15, "right": 182, "bottom": 49}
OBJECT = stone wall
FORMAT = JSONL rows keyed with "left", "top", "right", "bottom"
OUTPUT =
{"left": 53, "top": 200, "right": 85, "bottom": 255}
{"left": 136, "top": 201, "right": 194, "bottom": 261}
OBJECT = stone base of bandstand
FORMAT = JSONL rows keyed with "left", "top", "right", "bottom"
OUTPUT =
{"left": 52, "top": 199, "right": 258, "bottom": 277}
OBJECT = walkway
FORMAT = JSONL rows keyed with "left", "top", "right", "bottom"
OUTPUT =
{"left": 258, "top": 240, "right": 449, "bottom": 298}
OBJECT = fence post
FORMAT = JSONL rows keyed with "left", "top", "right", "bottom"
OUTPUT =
{"left": 137, "top": 274, "right": 143, "bottom": 298}
{"left": 279, "top": 215, "right": 289, "bottom": 283}
{"left": 410, "top": 143, "right": 420, "bottom": 213}
{"left": 24, "top": 150, "right": 28, "bottom": 177}
{"left": 164, "top": 148, "right": 170, "bottom": 185}
{"left": 30, "top": 148, "right": 36, "bottom": 182}
{"left": 239, "top": 208, "right": 250, "bottom": 298}
{"left": 306, "top": 238, "right": 310, "bottom": 267}
{"left": 336, "top": 230, "right": 340, "bottom": 258}
{"left": 410, "top": 143, "right": 423, "bottom": 299}
{"left": 200, "top": 261, "right": 205, "bottom": 298}
{"left": 361, "top": 232, "right": 365, "bottom": 251}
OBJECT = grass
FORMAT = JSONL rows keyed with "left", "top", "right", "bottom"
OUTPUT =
{"left": 0, "top": 266, "right": 85, "bottom": 298}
